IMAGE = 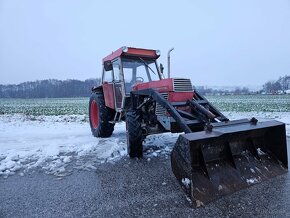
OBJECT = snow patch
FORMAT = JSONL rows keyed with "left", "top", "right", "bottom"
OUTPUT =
{"left": 0, "top": 114, "right": 127, "bottom": 178}
{"left": 246, "top": 178, "right": 259, "bottom": 185}
{"left": 257, "top": 148, "right": 266, "bottom": 155}
{"left": 182, "top": 178, "right": 191, "bottom": 188}
{"left": 250, "top": 168, "right": 255, "bottom": 173}
{"left": 143, "top": 133, "right": 179, "bottom": 158}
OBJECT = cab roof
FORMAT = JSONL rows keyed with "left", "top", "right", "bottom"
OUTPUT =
{"left": 102, "top": 47, "right": 160, "bottom": 64}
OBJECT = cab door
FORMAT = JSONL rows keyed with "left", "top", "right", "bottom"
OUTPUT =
{"left": 112, "top": 59, "right": 124, "bottom": 110}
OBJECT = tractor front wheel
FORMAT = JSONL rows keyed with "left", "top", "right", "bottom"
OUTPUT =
{"left": 126, "top": 110, "right": 144, "bottom": 158}
{"left": 89, "top": 93, "right": 115, "bottom": 137}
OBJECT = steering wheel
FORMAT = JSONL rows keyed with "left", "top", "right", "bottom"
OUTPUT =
{"left": 135, "top": 77, "right": 144, "bottom": 83}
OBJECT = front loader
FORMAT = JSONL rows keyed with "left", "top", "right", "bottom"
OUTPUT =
{"left": 89, "top": 47, "right": 288, "bottom": 207}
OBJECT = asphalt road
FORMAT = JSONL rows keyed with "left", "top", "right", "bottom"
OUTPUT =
{"left": 1, "top": 138, "right": 290, "bottom": 218}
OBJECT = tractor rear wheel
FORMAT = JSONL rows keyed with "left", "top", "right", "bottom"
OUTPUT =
{"left": 89, "top": 93, "right": 115, "bottom": 137}
{"left": 126, "top": 110, "right": 143, "bottom": 158}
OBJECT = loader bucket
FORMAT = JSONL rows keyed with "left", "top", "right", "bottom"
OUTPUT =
{"left": 171, "top": 119, "right": 288, "bottom": 208}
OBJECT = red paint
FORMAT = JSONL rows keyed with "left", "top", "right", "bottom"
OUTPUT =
{"left": 168, "top": 92, "right": 194, "bottom": 102}
{"left": 133, "top": 78, "right": 174, "bottom": 92}
{"left": 166, "top": 92, "right": 194, "bottom": 115}
{"left": 103, "top": 83, "right": 115, "bottom": 109}
{"left": 90, "top": 100, "right": 99, "bottom": 129}
{"left": 126, "top": 47, "right": 158, "bottom": 58}
{"left": 103, "top": 48, "right": 123, "bottom": 63}
{"left": 103, "top": 47, "right": 159, "bottom": 63}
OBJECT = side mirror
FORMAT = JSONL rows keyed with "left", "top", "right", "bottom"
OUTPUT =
{"left": 104, "top": 61, "right": 113, "bottom": 71}
{"left": 160, "top": 63, "right": 164, "bottom": 75}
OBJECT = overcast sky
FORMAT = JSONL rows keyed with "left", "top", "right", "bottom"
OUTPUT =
{"left": 0, "top": 0, "right": 289, "bottom": 86}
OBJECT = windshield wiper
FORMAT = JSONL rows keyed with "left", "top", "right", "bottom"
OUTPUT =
{"left": 138, "top": 57, "right": 156, "bottom": 75}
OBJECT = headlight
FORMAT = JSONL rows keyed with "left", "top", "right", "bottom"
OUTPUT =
{"left": 155, "top": 50, "right": 161, "bottom": 56}
{"left": 122, "top": 46, "right": 128, "bottom": 52}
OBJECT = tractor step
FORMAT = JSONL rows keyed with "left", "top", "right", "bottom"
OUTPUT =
{"left": 110, "top": 111, "right": 122, "bottom": 123}
{"left": 171, "top": 119, "right": 288, "bottom": 207}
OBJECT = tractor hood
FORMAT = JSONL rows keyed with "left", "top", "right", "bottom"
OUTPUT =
{"left": 132, "top": 78, "right": 193, "bottom": 93}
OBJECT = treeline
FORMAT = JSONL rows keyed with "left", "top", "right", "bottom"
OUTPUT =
{"left": 1, "top": 75, "right": 289, "bottom": 98}
{"left": 196, "top": 86, "right": 252, "bottom": 96}
{"left": 262, "top": 75, "right": 290, "bottom": 94}
{"left": 196, "top": 75, "right": 290, "bottom": 95}
{"left": 0, "top": 79, "right": 101, "bottom": 98}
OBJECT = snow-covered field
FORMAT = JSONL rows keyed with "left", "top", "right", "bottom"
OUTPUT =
{"left": 0, "top": 111, "right": 289, "bottom": 179}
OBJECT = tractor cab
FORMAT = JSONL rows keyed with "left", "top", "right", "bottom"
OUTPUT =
{"left": 102, "top": 47, "right": 162, "bottom": 110}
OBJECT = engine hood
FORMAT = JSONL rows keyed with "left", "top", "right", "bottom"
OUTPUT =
{"left": 132, "top": 78, "right": 174, "bottom": 92}
{"left": 132, "top": 78, "right": 193, "bottom": 93}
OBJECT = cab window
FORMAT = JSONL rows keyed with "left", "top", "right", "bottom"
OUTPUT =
{"left": 103, "top": 69, "right": 113, "bottom": 82}
{"left": 112, "top": 60, "right": 121, "bottom": 82}
{"left": 122, "top": 58, "right": 160, "bottom": 94}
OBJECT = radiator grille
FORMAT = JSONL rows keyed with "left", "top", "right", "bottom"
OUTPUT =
{"left": 173, "top": 78, "right": 193, "bottom": 92}
{"left": 155, "top": 93, "right": 168, "bottom": 116}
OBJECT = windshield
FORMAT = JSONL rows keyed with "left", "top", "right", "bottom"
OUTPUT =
{"left": 122, "top": 58, "right": 161, "bottom": 94}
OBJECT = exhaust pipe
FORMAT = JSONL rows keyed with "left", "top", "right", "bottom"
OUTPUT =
{"left": 167, "top": 48, "right": 174, "bottom": 78}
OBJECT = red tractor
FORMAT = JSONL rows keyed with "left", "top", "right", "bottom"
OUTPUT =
{"left": 89, "top": 47, "right": 288, "bottom": 207}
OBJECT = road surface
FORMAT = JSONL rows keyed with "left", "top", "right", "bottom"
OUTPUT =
{"left": 0, "top": 138, "right": 289, "bottom": 218}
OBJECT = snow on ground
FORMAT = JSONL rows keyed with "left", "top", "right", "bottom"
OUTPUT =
{"left": 0, "top": 112, "right": 289, "bottom": 178}
{"left": 0, "top": 114, "right": 178, "bottom": 178}
{"left": 0, "top": 114, "right": 127, "bottom": 178}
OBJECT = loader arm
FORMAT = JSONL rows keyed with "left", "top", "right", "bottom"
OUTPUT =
{"left": 131, "top": 88, "right": 192, "bottom": 133}
{"left": 131, "top": 88, "right": 227, "bottom": 133}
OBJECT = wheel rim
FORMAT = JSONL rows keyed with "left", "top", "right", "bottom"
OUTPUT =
{"left": 90, "top": 100, "right": 99, "bottom": 129}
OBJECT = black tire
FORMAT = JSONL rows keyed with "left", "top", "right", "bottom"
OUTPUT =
{"left": 126, "top": 110, "right": 143, "bottom": 158}
{"left": 89, "top": 93, "right": 115, "bottom": 137}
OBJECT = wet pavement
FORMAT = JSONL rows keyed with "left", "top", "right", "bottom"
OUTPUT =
{"left": 0, "top": 138, "right": 289, "bottom": 218}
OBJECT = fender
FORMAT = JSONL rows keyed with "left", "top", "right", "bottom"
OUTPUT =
{"left": 91, "top": 84, "right": 103, "bottom": 93}
{"left": 92, "top": 84, "right": 115, "bottom": 110}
